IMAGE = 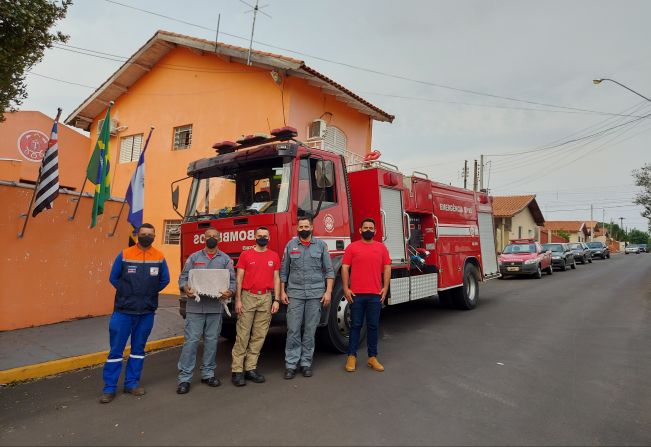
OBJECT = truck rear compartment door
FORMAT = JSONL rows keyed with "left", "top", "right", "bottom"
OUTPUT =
{"left": 380, "top": 187, "right": 407, "bottom": 263}
{"left": 478, "top": 212, "right": 499, "bottom": 278}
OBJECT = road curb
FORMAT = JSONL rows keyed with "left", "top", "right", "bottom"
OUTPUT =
{"left": 0, "top": 335, "right": 184, "bottom": 385}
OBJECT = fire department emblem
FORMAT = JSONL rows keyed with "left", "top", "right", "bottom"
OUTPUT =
{"left": 268, "top": 260, "right": 274, "bottom": 267}
{"left": 323, "top": 213, "right": 335, "bottom": 233}
{"left": 17, "top": 130, "right": 49, "bottom": 162}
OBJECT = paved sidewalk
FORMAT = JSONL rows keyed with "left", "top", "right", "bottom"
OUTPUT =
{"left": 0, "top": 295, "right": 184, "bottom": 383}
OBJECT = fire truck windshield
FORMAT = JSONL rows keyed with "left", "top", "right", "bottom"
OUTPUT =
{"left": 185, "top": 157, "right": 291, "bottom": 220}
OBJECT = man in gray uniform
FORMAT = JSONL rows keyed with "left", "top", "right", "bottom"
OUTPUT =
{"left": 176, "top": 227, "right": 235, "bottom": 394}
{"left": 280, "top": 216, "right": 334, "bottom": 379}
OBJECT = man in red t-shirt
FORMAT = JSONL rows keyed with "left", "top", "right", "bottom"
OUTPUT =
{"left": 341, "top": 218, "right": 391, "bottom": 373}
{"left": 231, "top": 226, "right": 280, "bottom": 387}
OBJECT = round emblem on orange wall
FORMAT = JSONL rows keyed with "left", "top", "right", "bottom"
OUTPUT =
{"left": 17, "top": 130, "right": 49, "bottom": 162}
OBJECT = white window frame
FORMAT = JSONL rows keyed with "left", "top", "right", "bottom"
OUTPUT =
{"left": 173, "top": 125, "right": 193, "bottom": 151}
{"left": 163, "top": 219, "right": 182, "bottom": 245}
{"left": 119, "top": 134, "right": 144, "bottom": 164}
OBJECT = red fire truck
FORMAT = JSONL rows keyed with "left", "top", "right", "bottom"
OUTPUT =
{"left": 173, "top": 127, "right": 499, "bottom": 352}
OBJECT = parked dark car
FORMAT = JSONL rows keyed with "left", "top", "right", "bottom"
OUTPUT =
{"left": 638, "top": 243, "right": 648, "bottom": 253}
{"left": 586, "top": 241, "right": 610, "bottom": 259}
{"left": 568, "top": 242, "right": 592, "bottom": 264}
{"left": 541, "top": 243, "right": 576, "bottom": 271}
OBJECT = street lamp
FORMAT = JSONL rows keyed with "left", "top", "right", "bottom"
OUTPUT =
{"left": 593, "top": 78, "right": 651, "bottom": 103}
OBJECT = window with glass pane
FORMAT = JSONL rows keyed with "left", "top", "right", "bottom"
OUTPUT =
{"left": 173, "top": 125, "right": 192, "bottom": 150}
{"left": 163, "top": 219, "right": 182, "bottom": 244}
{"left": 119, "top": 134, "right": 143, "bottom": 163}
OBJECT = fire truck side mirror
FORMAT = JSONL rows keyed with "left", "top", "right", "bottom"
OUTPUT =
{"left": 315, "top": 160, "right": 334, "bottom": 188}
{"left": 172, "top": 185, "right": 180, "bottom": 210}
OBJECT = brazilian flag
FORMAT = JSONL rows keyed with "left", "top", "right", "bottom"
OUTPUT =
{"left": 87, "top": 105, "right": 112, "bottom": 228}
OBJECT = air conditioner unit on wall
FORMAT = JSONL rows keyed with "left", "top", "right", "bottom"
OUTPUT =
{"left": 98, "top": 118, "right": 119, "bottom": 135}
{"left": 308, "top": 119, "right": 327, "bottom": 139}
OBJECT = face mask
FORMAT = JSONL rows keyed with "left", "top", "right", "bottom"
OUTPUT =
{"left": 361, "top": 230, "right": 375, "bottom": 241}
{"left": 298, "top": 230, "right": 312, "bottom": 240}
{"left": 138, "top": 235, "right": 154, "bottom": 247}
{"left": 206, "top": 237, "right": 218, "bottom": 249}
{"left": 256, "top": 237, "right": 269, "bottom": 247}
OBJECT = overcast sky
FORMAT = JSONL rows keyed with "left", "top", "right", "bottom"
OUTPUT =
{"left": 22, "top": 0, "right": 651, "bottom": 231}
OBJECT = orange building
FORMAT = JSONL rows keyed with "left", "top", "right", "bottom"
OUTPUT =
{"left": 0, "top": 112, "right": 137, "bottom": 330}
{"left": 65, "top": 30, "right": 393, "bottom": 292}
{"left": 0, "top": 110, "right": 89, "bottom": 188}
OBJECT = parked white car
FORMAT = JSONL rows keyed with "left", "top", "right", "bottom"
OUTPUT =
{"left": 625, "top": 244, "right": 641, "bottom": 254}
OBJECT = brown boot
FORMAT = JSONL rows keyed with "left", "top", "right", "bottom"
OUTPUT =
{"left": 124, "top": 386, "right": 146, "bottom": 396}
{"left": 345, "top": 355, "right": 356, "bottom": 372}
{"left": 367, "top": 357, "right": 385, "bottom": 372}
{"left": 99, "top": 393, "right": 116, "bottom": 404}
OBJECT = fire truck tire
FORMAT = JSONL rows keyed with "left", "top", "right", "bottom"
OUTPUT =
{"left": 452, "top": 264, "right": 479, "bottom": 310}
{"left": 220, "top": 323, "right": 237, "bottom": 342}
{"left": 316, "top": 278, "right": 366, "bottom": 353}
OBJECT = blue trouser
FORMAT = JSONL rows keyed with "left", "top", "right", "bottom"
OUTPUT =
{"left": 102, "top": 311, "right": 155, "bottom": 394}
{"left": 347, "top": 294, "right": 381, "bottom": 358}
{"left": 177, "top": 312, "right": 223, "bottom": 383}
{"left": 284, "top": 297, "right": 322, "bottom": 369}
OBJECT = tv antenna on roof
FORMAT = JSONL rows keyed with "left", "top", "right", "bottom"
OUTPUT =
{"left": 240, "top": 0, "right": 271, "bottom": 66}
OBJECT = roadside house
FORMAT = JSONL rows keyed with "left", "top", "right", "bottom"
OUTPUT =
{"left": 65, "top": 30, "right": 394, "bottom": 292}
{"left": 491, "top": 195, "right": 545, "bottom": 251}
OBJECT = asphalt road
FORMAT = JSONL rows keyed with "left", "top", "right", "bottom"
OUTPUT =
{"left": 1, "top": 253, "right": 650, "bottom": 446}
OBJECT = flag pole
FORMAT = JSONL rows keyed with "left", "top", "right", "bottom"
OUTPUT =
{"left": 19, "top": 108, "right": 62, "bottom": 238}
{"left": 108, "top": 126, "right": 154, "bottom": 237}
{"left": 70, "top": 101, "right": 114, "bottom": 222}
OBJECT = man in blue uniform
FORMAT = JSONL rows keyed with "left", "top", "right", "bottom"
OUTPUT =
{"left": 100, "top": 223, "right": 170, "bottom": 404}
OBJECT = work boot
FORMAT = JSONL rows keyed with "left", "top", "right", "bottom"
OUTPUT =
{"left": 284, "top": 368, "right": 297, "bottom": 380}
{"left": 231, "top": 372, "right": 246, "bottom": 387}
{"left": 345, "top": 355, "right": 356, "bottom": 372}
{"left": 244, "top": 369, "right": 266, "bottom": 383}
{"left": 124, "top": 386, "right": 146, "bottom": 396}
{"left": 176, "top": 382, "right": 191, "bottom": 394}
{"left": 301, "top": 366, "right": 313, "bottom": 378}
{"left": 367, "top": 357, "right": 385, "bottom": 372}
{"left": 99, "top": 392, "right": 116, "bottom": 404}
{"left": 201, "top": 377, "right": 221, "bottom": 387}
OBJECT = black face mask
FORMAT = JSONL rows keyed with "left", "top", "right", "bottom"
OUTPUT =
{"left": 361, "top": 230, "right": 375, "bottom": 241}
{"left": 298, "top": 230, "right": 312, "bottom": 240}
{"left": 206, "top": 237, "right": 218, "bottom": 249}
{"left": 138, "top": 235, "right": 154, "bottom": 247}
{"left": 256, "top": 237, "right": 269, "bottom": 247}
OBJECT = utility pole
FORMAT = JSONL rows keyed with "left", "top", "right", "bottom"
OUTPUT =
{"left": 480, "top": 154, "right": 484, "bottom": 191}
{"left": 463, "top": 160, "right": 468, "bottom": 189}
{"left": 619, "top": 216, "right": 625, "bottom": 244}
{"left": 590, "top": 204, "right": 594, "bottom": 241}
{"left": 473, "top": 159, "right": 478, "bottom": 192}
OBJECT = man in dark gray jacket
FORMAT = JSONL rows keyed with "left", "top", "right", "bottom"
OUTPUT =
{"left": 280, "top": 216, "right": 334, "bottom": 379}
{"left": 176, "top": 227, "right": 235, "bottom": 394}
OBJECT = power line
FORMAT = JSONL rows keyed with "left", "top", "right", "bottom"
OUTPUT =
{"left": 27, "top": 72, "right": 96, "bottom": 89}
{"left": 101, "top": 0, "right": 636, "bottom": 116}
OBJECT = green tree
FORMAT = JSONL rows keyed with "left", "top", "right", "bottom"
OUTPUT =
{"left": 627, "top": 229, "right": 650, "bottom": 245}
{"left": 633, "top": 163, "right": 651, "bottom": 232}
{"left": 0, "top": 0, "right": 72, "bottom": 121}
{"left": 557, "top": 230, "right": 571, "bottom": 241}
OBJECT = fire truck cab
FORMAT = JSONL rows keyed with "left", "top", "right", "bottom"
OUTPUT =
{"left": 174, "top": 127, "right": 499, "bottom": 352}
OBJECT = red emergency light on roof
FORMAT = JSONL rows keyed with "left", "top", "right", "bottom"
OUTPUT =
{"left": 212, "top": 126, "right": 299, "bottom": 154}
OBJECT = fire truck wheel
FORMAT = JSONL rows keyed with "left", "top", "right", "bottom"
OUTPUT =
{"left": 316, "top": 278, "right": 366, "bottom": 353}
{"left": 220, "top": 323, "right": 237, "bottom": 342}
{"left": 453, "top": 264, "right": 479, "bottom": 310}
